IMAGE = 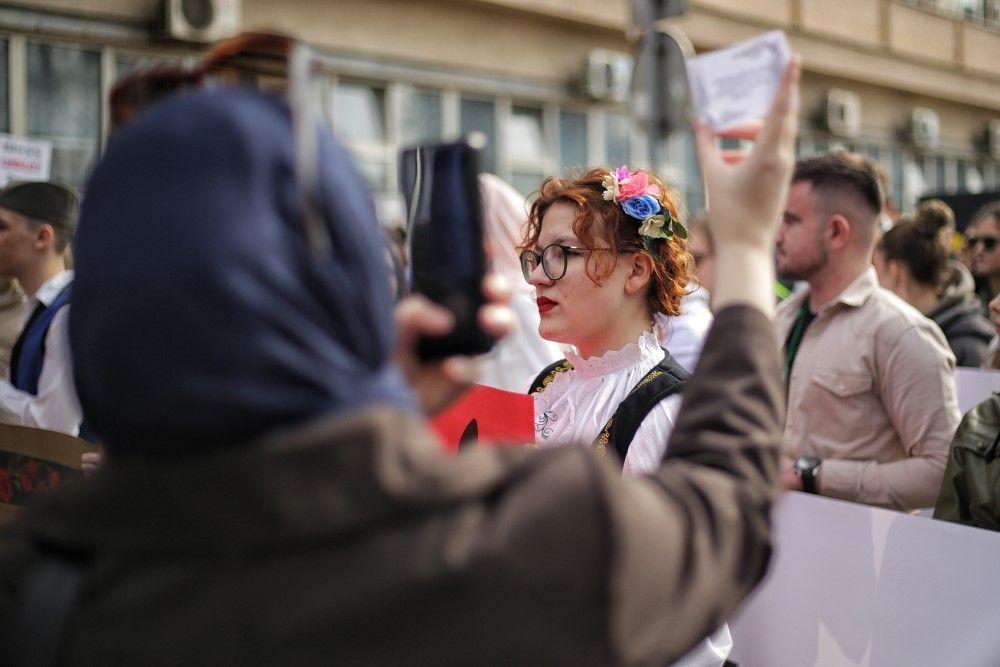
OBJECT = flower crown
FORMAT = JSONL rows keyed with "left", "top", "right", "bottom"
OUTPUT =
{"left": 601, "top": 166, "right": 687, "bottom": 248}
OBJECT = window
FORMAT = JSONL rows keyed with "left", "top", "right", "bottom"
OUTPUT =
{"left": 936, "top": 155, "right": 948, "bottom": 192}
{"left": 605, "top": 113, "right": 630, "bottom": 166}
{"left": 26, "top": 42, "right": 101, "bottom": 189}
{"left": 115, "top": 54, "right": 184, "bottom": 82}
{"left": 958, "top": 0, "right": 985, "bottom": 20}
{"left": 0, "top": 40, "right": 8, "bottom": 133}
{"left": 891, "top": 150, "right": 906, "bottom": 210}
{"left": 507, "top": 105, "right": 546, "bottom": 196}
{"left": 559, "top": 111, "right": 587, "bottom": 175}
{"left": 987, "top": 0, "right": 1000, "bottom": 24}
{"left": 460, "top": 97, "right": 496, "bottom": 173}
{"left": 334, "top": 82, "right": 386, "bottom": 145}
{"left": 399, "top": 88, "right": 441, "bottom": 146}
{"left": 333, "top": 81, "right": 388, "bottom": 191}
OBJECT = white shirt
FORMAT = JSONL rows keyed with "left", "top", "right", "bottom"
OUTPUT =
{"left": 531, "top": 317, "right": 732, "bottom": 667}
{"left": 0, "top": 270, "right": 82, "bottom": 436}
{"left": 659, "top": 287, "right": 713, "bottom": 373}
{"left": 532, "top": 323, "right": 681, "bottom": 476}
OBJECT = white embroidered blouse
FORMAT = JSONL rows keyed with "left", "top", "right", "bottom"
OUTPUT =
{"left": 531, "top": 319, "right": 681, "bottom": 476}
{"left": 530, "top": 315, "right": 732, "bottom": 667}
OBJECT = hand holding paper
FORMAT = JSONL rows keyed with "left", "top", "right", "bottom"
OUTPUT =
{"left": 687, "top": 31, "right": 792, "bottom": 133}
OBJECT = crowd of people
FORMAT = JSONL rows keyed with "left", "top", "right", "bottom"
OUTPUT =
{"left": 0, "top": 47, "right": 996, "bottom": 663}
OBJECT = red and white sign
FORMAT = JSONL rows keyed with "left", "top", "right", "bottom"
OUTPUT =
{"left": 0, "top": 134, "right": 52, "bottom": 186}
{"left": 431, "top": 384, "right": 534, "bottom": 453}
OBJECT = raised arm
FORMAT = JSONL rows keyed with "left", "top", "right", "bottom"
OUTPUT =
{"left": 603, "top": 59, "right": 800, "bottom": 664}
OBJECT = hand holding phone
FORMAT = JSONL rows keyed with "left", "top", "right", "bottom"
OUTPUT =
{"left": 400, "top": 139, "right": 495, "bottom": 360}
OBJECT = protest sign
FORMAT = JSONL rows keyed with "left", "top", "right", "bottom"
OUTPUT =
{"left": 730, "top": 492, "right": 1000, "bottom": 666}
{"left": 0, "top": 134, "right": 52, "bottom": 186}
{"left": 430, "top": 384, "right": 534, "bottom": 452}
{"left": 687, "top": 30, "right": 791, "bottom": 132}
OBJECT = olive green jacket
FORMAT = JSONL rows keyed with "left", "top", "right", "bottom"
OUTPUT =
{"left": 0, "top": 306, "right": 783, "bottom": 665}
{"left": 934, "top": 393, "right": 1000, "bottom": 531}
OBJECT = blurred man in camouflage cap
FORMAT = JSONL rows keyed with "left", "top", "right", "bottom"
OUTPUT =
{"left": 0, "top": 180, "right": 82, "bottom": 436}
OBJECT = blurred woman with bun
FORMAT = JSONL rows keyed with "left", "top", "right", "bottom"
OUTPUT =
{"left": 874, "top": 203, "right": 993, "bottom": 367}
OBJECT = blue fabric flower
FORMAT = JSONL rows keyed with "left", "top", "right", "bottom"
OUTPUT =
{"left": 621, "top": 194, "right": 661, "bottom": 220}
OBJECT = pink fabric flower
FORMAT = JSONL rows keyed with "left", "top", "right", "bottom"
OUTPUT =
{"left": 617, "top": 170, "right": 650, "bottom": 201}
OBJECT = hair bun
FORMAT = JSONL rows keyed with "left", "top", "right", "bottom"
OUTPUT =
{"left": 914, "top": 199, "right": 954, "bottom": 236}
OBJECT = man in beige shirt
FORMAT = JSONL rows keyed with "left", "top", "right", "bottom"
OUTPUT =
{"left": 775, "top": 153, "right": 961, "bottom": 511}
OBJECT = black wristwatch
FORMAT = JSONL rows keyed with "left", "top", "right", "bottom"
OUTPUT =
{"left": 793, "top": 456, "right": 822, "bottom": 494}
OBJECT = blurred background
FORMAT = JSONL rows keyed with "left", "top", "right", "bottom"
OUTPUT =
{"left": 2, "top": 0, "right": 1000, "bottom": 231}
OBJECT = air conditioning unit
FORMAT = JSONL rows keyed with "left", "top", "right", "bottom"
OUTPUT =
{"left": 584, "top": 50, "right": 634, "bottom": 104}
{"left": 981, "top": 119, "right": 1000, "bottom": 161}
{"left": 824, "top": 89, "right": 861, "bottom": 138}
{"left": 165, "top": 0, "right": 240, "bottom": 43}
{"left": 909, "top": 107, "right": 940, "bottom": 150}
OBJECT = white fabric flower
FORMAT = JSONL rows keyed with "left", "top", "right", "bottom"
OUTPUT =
{"left": 639, "top": 217, "right": 664, "bottom": 238}
{"left": 602, "top": 173, "right": 619, "bottom": 201}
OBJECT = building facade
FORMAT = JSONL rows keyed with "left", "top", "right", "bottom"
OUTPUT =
{"left": 2, "top": 0, "right": 1000, "bottom": 224}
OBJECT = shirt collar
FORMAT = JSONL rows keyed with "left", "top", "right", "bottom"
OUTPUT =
{"left": 829, "top": 267, "right": 878, "bottom": 309}
{"left": 787, "top": 267, "right": 878, "bottom": 315}
{"left": 33, "top": 270, "right": 73, "bottom": 307}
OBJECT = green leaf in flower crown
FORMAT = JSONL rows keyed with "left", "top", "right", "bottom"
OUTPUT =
{"left": 673, "top": 220, "right": 688, "bottom": 240}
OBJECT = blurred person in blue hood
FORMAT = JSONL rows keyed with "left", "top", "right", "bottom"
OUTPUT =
{"left": 0, "top": 65, "right": 799, "bottom": 665}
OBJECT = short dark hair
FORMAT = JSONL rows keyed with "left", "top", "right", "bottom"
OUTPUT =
{"left": 792, "top": 152, "right": 884, "bottom": 217}
{"left": 25, "top": 217, "right": 74, "bottom": 254}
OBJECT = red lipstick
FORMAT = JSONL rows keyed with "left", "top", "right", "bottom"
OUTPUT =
{"left": 536, "top": 296, "right": 556, "bottom": 314}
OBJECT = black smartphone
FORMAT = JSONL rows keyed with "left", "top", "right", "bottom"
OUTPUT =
{"left": 400, "top": 139, "right": 494, "bottom": 360}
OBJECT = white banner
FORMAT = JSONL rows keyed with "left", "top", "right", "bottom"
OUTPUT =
{"left": 0, "top": 134, "right": 52, "bottom": 186}
{"left": 954, "top": 366, "right": 1000, "bottom": 414}
{"left": 730, "top": 492, "right": 1000, "bottom": 666}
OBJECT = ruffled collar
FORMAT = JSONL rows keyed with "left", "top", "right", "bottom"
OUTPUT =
{"left": 564, "top": 322, "right": 665, "bottom": 380}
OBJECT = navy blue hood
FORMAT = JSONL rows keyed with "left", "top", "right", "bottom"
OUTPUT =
{"left": 71, "top": 87, "right": 414, "bottom": 458}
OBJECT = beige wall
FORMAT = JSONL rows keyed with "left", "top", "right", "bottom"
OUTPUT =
{"left": 9, "top": 0, "right": 1000, "bottom": 119}
{"left": 888, "top": 2, "right": 955, "bottom": 65}
{"left": 799, "top": 0, "right": 881, "bottom": 48}
{"left": 800, "top": 72, "right": 993, "bottom": 149}
{"left": 695, "top": 0, "right": 791, "bottom": 25}
{"left": 964, "top": 23, "right": 1000, "bottom": 77}
{"left": 242, "top": 0, "right": 622, "bottom": 83}
{"left": 9, "top": 0, "right": 159, "bottom": 22}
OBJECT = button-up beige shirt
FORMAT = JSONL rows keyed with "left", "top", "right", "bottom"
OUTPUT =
{"left": 775, "top": 268, "right": 960, "bottom": 510}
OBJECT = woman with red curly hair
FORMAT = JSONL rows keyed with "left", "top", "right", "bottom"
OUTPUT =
{"left": 520, "top": 166, "right": 732, "bottom": 665}
{"left": 520, "top": 166, "right": 693, "bottom": 468}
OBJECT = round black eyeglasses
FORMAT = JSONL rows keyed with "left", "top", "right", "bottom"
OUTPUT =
{"left": 519, "top": 243, "right": 587, "bottom": 282}
{"left": 519, "top": 243, "right": 641, "bottom": 283}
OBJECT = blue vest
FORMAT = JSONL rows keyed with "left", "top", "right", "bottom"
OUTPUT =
{"left": 10, "top": 283, "right": 72, "bottom": 396}
{"left": 7, "top": 282, "right": 94, "bottom": 441}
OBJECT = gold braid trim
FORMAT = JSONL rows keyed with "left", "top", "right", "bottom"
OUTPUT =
{"left": 532, "top": 361, "right": 574, "bottom": 394}
{"left": 590, "top": 369, "right": 666, "bottom": 455}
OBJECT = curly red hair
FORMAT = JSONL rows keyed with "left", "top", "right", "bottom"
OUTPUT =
{"left": 518, "top": 168, "right": 692, "bottom": 317}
